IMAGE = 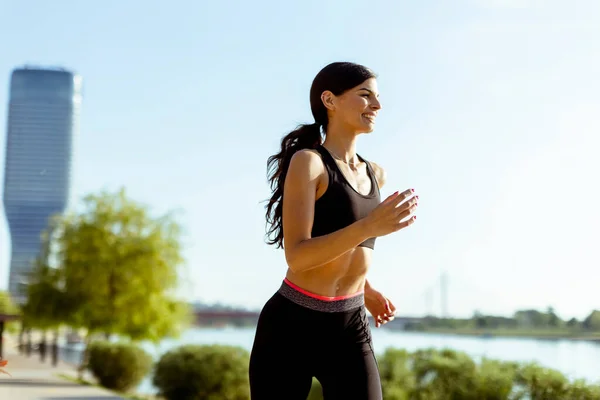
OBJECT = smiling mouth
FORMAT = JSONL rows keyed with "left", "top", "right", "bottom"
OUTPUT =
{"left": 363, "top": 114, "right": 376, "bottom": 123}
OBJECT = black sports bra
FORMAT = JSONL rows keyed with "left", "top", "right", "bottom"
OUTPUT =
{"left": 310, "top": 145, "right": 381, "bottom": 249}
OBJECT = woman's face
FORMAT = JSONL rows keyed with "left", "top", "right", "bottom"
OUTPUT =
{"left": 325, "top": 78, "right": 381, "bottom": 134}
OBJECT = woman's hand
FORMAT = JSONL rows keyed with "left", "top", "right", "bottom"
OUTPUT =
{"left": 362, "top": 188, "right": 418, "bottom": 238}
{"left": 365, "top": 286, "right": 396, "bottom": 328}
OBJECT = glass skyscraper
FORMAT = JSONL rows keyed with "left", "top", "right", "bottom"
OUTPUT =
{"left": 2, "top": 67, "right": 82, "bottom": 302}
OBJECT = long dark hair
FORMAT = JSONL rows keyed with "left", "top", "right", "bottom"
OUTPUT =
{"left": 265, "top": 62, "right": 377, "bottom": 248}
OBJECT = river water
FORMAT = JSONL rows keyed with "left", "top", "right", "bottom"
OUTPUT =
{"left": 62, "top": 327, "right": 600, "bottom": 394}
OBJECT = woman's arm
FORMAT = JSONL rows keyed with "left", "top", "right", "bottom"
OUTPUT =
{"left": 364, "top": 160, "right": 396, "bottom": 323}
{"left": 282, "top": 150, "right": 372, "bottom": 273}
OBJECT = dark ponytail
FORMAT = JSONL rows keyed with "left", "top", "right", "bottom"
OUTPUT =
{"left": 264, "top": 62, "right": 376, "bottom": 248}
{"left": 265, "top": 122, "right": 322, "bottom": 248}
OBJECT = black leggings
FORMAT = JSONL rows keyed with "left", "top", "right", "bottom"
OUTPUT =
{"left": 249, "top": 279, "right": 382, "bottom": 400}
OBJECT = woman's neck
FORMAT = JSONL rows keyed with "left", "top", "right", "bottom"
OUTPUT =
{"left": 322, "top": 126, "right": 359, "bottom": 164}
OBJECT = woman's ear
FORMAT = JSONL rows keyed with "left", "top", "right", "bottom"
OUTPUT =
{"left": 321, "top": 90, "right": 336, "bottom": 111}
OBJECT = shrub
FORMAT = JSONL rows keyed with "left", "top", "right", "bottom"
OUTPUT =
{"left": 144, "top": 342, "right": 599, "bottom": 400}
{"left": 87, "top": 341, "right": 153, "bottom": 392}
{"left": 566, "top": 379, "right": 600, "bottom": 399}
{"left": 378, "top": 348, "right": 415, "bottom": 400}
{"left": 153, "top": 344, "right": 250, "bottom": 400}
{"left": 514, "top": 362, "right": 570, "bottom": 399}
{"left": 307, "top": 378, "right": 324, "bottom": 400}
{"left": 471, "top": 358, "right": 517, "bottom": 400}
{"left": 412, "top": 348, "right": 479, "bottom": 399}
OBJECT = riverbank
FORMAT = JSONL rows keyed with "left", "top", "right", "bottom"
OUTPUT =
{"left": 8, "top": 327, "right": 600, "bottom": 397}
{"left": 410, "top": 328, "right": 600, "bottom": 342}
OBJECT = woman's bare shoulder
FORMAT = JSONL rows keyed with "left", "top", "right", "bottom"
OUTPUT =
{"left": 368, "top": 160, "right": 387, "bottom": 189}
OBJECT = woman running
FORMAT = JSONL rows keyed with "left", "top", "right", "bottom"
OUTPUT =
{"left": 249, "top": 61, "right": 418, "bottom": 400}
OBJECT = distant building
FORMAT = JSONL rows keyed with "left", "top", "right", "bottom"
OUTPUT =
{"left": 2, "top": 66, "right": 82, "bottom": 303}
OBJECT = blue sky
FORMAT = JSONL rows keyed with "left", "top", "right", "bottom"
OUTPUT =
{"left": 1, "top": 0, "right": 599, "bottom": 318}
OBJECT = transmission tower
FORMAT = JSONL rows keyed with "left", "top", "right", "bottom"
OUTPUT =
{"left": 440, "top": 271, "right": 449, "bottom": 318}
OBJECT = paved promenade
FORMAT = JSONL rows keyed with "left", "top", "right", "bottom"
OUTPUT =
{"left": 0, "top": 335, "right": 123, "bottom": 400}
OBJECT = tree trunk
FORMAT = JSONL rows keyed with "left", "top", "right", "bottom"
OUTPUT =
{"left": 39, "top": 331, "right": 47, "bottom": 362}
{"left": 51, "top": 329, "right": 59, "bottom": 367}
{"left": 25, "top": 329, "right": 32, "bottom": 357}
{"left": 18, "top": 325, "right": 25, "bottom": 354}
{"left": 77, "top": 333, "right": 92, "bottom": 380}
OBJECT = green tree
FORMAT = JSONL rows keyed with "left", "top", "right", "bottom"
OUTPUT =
{"left": 582, "top": 310, "right": 600, "bottom": 331}
{"left": 48, "top": 188, "right": 191, "bottom": 375}
{"left": 566, "top": 317, "right": 579, "bottom": 329}
{"left": 22, "top": 227, "right": 69, "bottom": 331}
{"left": 514, "top": 309, "right": 548, "bottom": 328}
{"left": 21, "top": 229, "right": 73, "bottom": 364}
{"left": 547, "top": 306, "right": 561, "bottom": 328}
{"left": 473, "top": 311, "right": 488, "bottom": 329}
{"left": 0, "top": 291, "right": 17, "bottom": 315}
{"left": 0, "top": 290, "right": 19, "bottom": 335}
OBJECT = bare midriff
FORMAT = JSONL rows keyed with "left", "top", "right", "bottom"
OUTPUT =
{"left": 285, "top": 246, "right": 371, "bottom": 298}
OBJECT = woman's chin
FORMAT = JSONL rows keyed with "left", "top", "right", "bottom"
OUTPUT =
{"left": 350, "top": 121, "right": 376, "bottom": 135}
{"left": 362, "top": 123, "right": 376, "bottom": 134}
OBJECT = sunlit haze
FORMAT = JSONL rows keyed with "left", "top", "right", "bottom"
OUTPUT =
{"left": 1, "top": 0, "right": 599, "bottom": 319}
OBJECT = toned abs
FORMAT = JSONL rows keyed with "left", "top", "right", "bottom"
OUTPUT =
{"left": 285, "top": 147, "right": 383, "bottom": 297}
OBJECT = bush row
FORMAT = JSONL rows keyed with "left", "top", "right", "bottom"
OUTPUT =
{"left": 377, "top": 348, "right": 600, "bottom": 400}
{"left": 86, "top": 342, "right": 600, "bottom": 400}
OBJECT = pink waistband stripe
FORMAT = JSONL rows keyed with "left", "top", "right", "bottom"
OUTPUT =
{"left": 283, "top": 278, "right": 364, "bottom": 302}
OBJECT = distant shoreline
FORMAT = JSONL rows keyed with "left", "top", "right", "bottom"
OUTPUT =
{"left": 407, "top": 328, "right": 600, "bottom": 343}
